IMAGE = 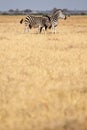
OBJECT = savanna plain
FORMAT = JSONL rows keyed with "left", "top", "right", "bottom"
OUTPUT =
{"left": 0, "top": 15, "right": 87, "bottom": 130}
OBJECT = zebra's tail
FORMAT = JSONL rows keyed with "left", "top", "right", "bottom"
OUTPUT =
{"left": 20, "top": 18, "right": 24, "bottom": 24}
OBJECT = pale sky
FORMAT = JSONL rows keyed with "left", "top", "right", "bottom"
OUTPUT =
{"left": 0, "top": 0, "right": 87, "bottom": 11}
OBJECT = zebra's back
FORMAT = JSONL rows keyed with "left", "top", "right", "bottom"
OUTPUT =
{"left": 25, "top": 15, "right": 43, "bottom": 27}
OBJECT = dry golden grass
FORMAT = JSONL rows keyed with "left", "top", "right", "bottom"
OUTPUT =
{"left": 0, "top": 15, "right": 87, "bottom": 130}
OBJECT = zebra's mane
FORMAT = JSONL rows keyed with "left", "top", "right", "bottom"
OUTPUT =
{"left": 42, "top": 15, "right": 51, "bottom": 21}
{"left": 52, "top": 9, "right": 62, "bottom": 14}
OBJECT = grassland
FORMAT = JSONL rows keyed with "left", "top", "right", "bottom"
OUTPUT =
{"left": 0, "top": 15, "right": 87, "bottom": 130}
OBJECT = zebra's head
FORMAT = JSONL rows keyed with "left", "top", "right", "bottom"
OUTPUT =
{"left": 57, "top": 9, "right": 66, "bottom": 20}
{"left": 53, "top": 9, "right": 66, "bottom": 20}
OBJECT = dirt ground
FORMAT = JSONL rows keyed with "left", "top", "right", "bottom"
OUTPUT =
{"left": 0, "top": 15, "right": 87, "bottom": 130}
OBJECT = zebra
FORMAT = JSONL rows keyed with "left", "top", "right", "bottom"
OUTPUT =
{"left": 44, "top": 9, "right": 66, "bottom": 33}
{"left": 20, "top": 15, "right": 51, "bottom": 33}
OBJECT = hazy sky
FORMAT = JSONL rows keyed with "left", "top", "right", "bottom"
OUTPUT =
{"left": 0, "top": 0, "right": 87, "bottom": 11}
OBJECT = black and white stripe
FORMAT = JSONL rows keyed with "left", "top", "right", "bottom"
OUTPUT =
{"left": 20, "top": 15, "right": 51, "bottom": 33}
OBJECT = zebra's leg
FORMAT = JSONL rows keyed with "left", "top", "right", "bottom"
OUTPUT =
{"left": 42, "top": 27, "right": 46, "bottom": 34}
{"left": 54, "top": 27, "right": 56, "bottom": 34}
{"left": 27, "top": 25, "right": 29, "bottom": 32}
{"left": 39, "top": 27, "right": 43, "bottom": 33}
{"left": 52, "top": 25, "right": 54, "bottom": 34}
{"left": 41, "top": 25, "right": 48, "bottom": 34}
{"left": 52, "top": 25, "right": 56, "bottom": 34}
{"left": 24, "top": 25, "right": 29, "bottom": 33}
{"left": 43, "top": 25, "right": 48, "bottom": 34}
{"left": 38, "top": 26, "right": 42, "bottom": 33}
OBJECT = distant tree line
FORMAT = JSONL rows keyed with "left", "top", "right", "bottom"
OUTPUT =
{"left": 0, "top": 8, "right": 87, "bottom": 15}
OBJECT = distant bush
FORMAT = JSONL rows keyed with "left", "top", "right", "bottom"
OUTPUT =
{"left": 81, "top": 12, "right": 85, "bottom": 15}
{"left": 1, "top": 12, "right": 8, "bottom": 15}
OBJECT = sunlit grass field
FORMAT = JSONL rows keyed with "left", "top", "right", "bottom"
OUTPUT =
{"left": 0, "top": 15, "right": 87, "bottom": 130}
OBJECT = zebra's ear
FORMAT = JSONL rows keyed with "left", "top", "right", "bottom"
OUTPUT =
{"left": 58, "top": 9, "right": 62, "bottom": 12}
{"left": 52, "top": 8, "right": 58, "bottom": 13}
